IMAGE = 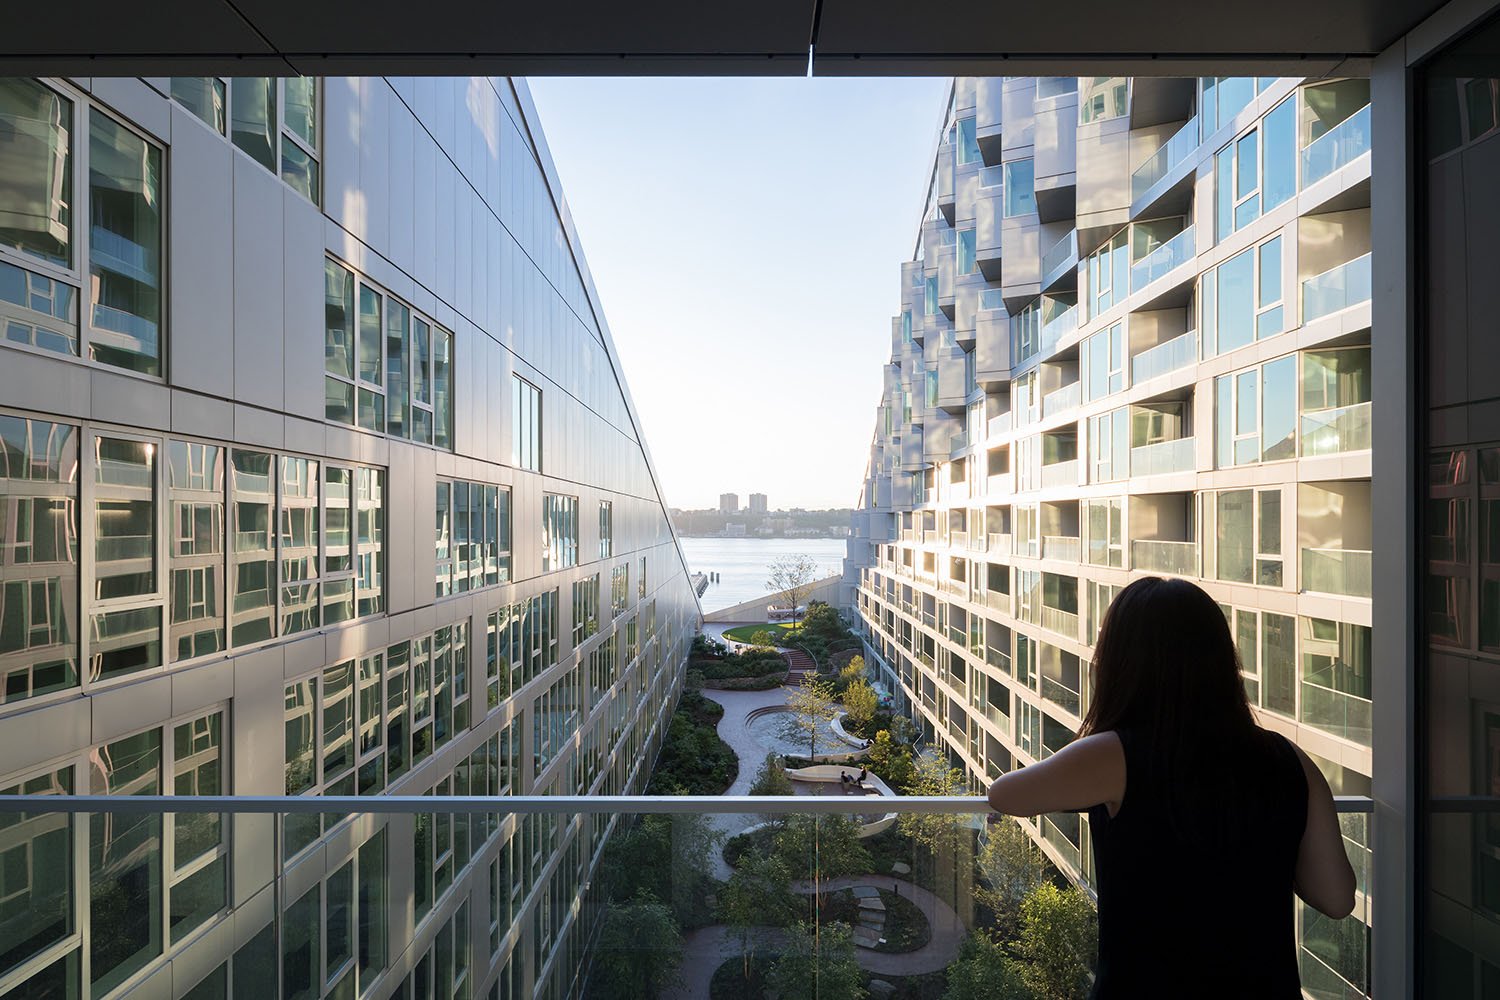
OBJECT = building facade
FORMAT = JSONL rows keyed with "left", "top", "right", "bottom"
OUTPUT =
{"left": 718, "top": 492, "right": 740, "bottom": 514}
{"left": 0, "top": 76, "right": 700, "bottom": 1000}
{"left": 844, "top": 75, "right": 1373, "bottom": 996}
{"left": 748, "top": 493, "right": 768, "bottom": 514}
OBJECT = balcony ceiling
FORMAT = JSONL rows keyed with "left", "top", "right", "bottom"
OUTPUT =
{"left": 4, "top": 0, "right": 1452, "bottom": 76}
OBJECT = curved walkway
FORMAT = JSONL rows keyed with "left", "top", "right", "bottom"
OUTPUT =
{"left": 663, "top": 875, "right": 965, "bottom": 999}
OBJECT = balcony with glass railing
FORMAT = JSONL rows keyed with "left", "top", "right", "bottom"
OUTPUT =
{"left": 1041, "top": 229, "right": 1078, "bottom": 287}
{"left": 1039, "top": 304, "right": 1078, "bottom": 355}
{"left": 1302, "top": 547, "right": 1373, "bottom": 598}
{"left": 950, "top": 530, "right": 969, "bottom": 550}
{"left": 1042, "top": 675, "right": 1081, "bottom": 716}
{"left": 1130, "top": 436, "right": 1195, "bottom": 476}
{"left": 1300, "top": 105, "right": 1372, "bottom": 189}
{"left": 1129, "top": 329, "right": 1197, "bottom": 383}
{"left": 988, "top": 532, "right": 1011, "bottom": 555}
{"left": 1131, "top": 114, "right": 1200, "bottom": 200}
{"left": 1042, "top": 381, "right": 1081, "bottom": 419}
{"left": 1041, "top": 534, "right": 1081, "bottom": 562}
{"left": 1129, "top": 224, "right": 1196, "bottom": 294}
{"left": 1131, "top": 539, "right": 1199, "bottom": 576}
{"left": 1040, "top": 459, "right": 1077, "bottom": 489}
{"left": 1040, "top": 604, "right": 1079, "bottom": 641}
{"left": 986, "top": 589, "right": 1010, "bottom": 614}
{"left": 1300, "top": 401, "right": 1372, "bottom": 457}
{"left": 1302, "top": 253, "right": 1372, "bottom": 323}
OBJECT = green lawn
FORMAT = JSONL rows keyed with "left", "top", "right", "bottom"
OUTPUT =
{"left": 721, "top": 622, "right": 799, "bottom": 645}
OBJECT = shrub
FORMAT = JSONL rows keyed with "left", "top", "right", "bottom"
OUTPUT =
{"left": 750, "top": 629, "right": 777, "bottom": 647}
{"left": 749, "top": 753, "right": 794, "bottom": 796}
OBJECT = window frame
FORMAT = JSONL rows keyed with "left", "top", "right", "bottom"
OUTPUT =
{"left": 170, "top": 76, "right": 321, "bottom": 204}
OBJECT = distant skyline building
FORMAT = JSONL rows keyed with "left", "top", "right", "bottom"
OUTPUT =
{"left": 720, "top": 492, "right": 741, "bottom": 513}
{"left": 844, "top": 74, "right": 1372, "bottom": 994}
{"left": 0, "top": 73, "right": 699, "bottom": 1000}
{"left": 749, "top": 493, "right": 769, "bottom": 513}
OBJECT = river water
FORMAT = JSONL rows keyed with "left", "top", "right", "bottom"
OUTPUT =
{"left": 677, "top": 537, "right": 847, "bottom": 613}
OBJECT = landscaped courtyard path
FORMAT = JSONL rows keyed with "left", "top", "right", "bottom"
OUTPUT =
{"left": 662, "top": 875, "right": 966, "bottom": 999}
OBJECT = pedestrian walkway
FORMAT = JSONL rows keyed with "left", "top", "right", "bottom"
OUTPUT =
{"left": 662, "top": 875, "right": 966, "bottom": 999}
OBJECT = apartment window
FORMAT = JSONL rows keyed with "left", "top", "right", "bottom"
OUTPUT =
{"left": 1003, "top": 159, "right": 1036, "bottom": 217}
{"left": 1215, "top": 354, "right": 1296, "bottom": 467}
{"left": 957, "top": 228, "right": 976, "bottom": 274}
{"left": 955, "top": 116, "right": 981, "bottom": 165}
{"left": 1300, "top": 617, "right": 1372, "bottom": 746}
{"left": 168, "top": 442, "right": 225, "bottom": 661}
{"left": 901, "top": 309, "right": 913, "bottom": 344}
{"left": 282, "top": 829, "right": 388, "bottom": 1000}
{"left": 1085, "top": 498, "right": 1124, "bottom": 568}
{"left": 1086, "top": 230, "right": 1129, "bottom": 317}
{"left": 512, "top": 374, "right": 542, "bottom": 471}
{"left": 0, "top": 414, "right": 78, "bottom": 705}
{"left": 435, "top": 479, "right": 511, "bottom": 597}
{"left": 1086, "top": 580, "right": 1122, "bottom": 644}
{"left": 1011, "top": 303, "right": 1041, "bottom": 366}
{"left": 1300, "top": 347, "right": 1373, "bottom": 456}
{"left": 1084, "top": 322, "right": 1125, "bottom": 401}
{"left": 1203, "top": 488, "right": 1283, "bottom": 586}
{"left": 1202, "top": 237, "right": 1284, "bottom": 359}
{"left": 1088, "top": 408, "right": 1130, "bottom": 484}
{"left": 1078, "top": 77, "right": 1130, "bottom": 123}
{"left": 0, "top": 81, "right": 163, "bottom": 376}
{"left": 230, "top": 450, "right": 384, "bottom": 646}
{"left": 639, "top": 555, "right": 647, "bottom": 599}
{"left": 1200, "top": 77, "right": 1256, "bottom": 136}
{"left": 542, "top": 494, "right": 579, "bottom": 572}
{"left": 496, "top": 591, "right": 559, "bottom": 695}
{"left": 924, "top": 274, "right": 939, "bottom": 316}
{"left": 571, "top": 575, "right": 601, "bottom": 648}
{"left": 171, "top": 77, "right": 321, "bottom": 201}
{"left": 91, "top": 435, "right": 161, "bottom": 683}
{"left": 610, "top": 564, "right": 629, "bottom": 617}
{"left": 598, "top": 501, "right": 613, "bottom": 559}
{"left": 324, "top": 258, "right": 453, "bottom": 447}
{"left": 1214, "top": 97, "right": 1295, "bottom": 241}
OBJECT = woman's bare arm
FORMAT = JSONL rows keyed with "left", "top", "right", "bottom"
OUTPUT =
{"left": 1292, "top": 745, "right": 1357, "bottom": 918}
{"left": 986, "top": 732, "right": 1126, "bottom": 817}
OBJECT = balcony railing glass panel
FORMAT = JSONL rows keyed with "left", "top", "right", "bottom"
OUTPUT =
{"left": 1042, "top": 382, "right": 1081, "bottom": 419}
{"left": 1130, "top": 437, "right": 1195, "bottom": 476}
{"left": 1302, "top": 547, "right": 1373, "bottom": 598}
{"left": 1131, "top": 539, "right": 1199, "bottom": 576}
{"left": 1302, "top": 254, "right": 1373, "bottom": 323}
{"left": 1041, "top": 535, "right": 1081, "bottom": 562}
{"left": 1300, "top": 105, "right": 1372, "bottom": 188}
{"left": 1129, "top": 225, "right": 1196, "bottom": 293}
{"left": 1131, "top": 115, "right": 1201, "bottom": 199}
{"left": 1129, "top": 330, "right": 1197, "bottom": 383}
{"left": 1300, "top": 401, "right": 1372, "bottom": 457}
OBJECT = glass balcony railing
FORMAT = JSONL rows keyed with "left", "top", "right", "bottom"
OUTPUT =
{"left": 1300, "top": 401, "right": 1372, "bottom": 457}
{"left": 1040, "top": 605, "right": 1080, "bottom": 640}
{"left": 1130, "top": 437, "right": 1195, "bottom": 476}
{"left": 988, "top": 532, "right": 1011, "bottom": 554}
{"left": 979, "top": 287, "right": 1006, "bottom": 311}
{"left": 1041, "top": 534, "right": 1081, "bottom": 562}
{"left": 949, "top": 432, "right": 968, "bottom": 459}
{"left": 986, "top": 589, "right": 1010, "bottom": 613}
{"left": 1129, "top": 330, "right": 1197, "bottom": 383}
{"left": 979, "top": 165, "right": 1004, "bottom": 189}
{"left": 1042, "top": 382, "right": 1081, "bottom": 418}
{"left": 986, "top": 645, "right": 1012, "bottom": 673}
{"left": 1302, "top": 253, "right": 1372, "bottom": 323}
{"left": 1042, "top": 229, "right": 1078, "bottom": 279}
{"left": 1301, "top": 682, "right": 1373, "bottom": 747}
{"left": 950, "top": 530, "right": 969, "bottom": 549}
{"left": 1302, "top": 547, "right": 1373, "bottom": 598}
{"left": 1129, "top": 224, "right": 1196, "bottom": 293}
{"left": 1040, "top": 459, "right": 1078, "bottom": 489}
{"left": 1131, "top": 539, "right": 1199, "bottom": 576}
{"left": 1039, "top": 305, "right": 1078, "bottom": 354}
{"left": 1300, "top": 105, "right": 1372, "bottom": 189}
{"left": 1131, "top": 115, "right": 1201, "bottom": 199}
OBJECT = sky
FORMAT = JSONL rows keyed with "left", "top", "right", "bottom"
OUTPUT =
{"left": 527, "top": 76, "right": 949, "bottom": 511}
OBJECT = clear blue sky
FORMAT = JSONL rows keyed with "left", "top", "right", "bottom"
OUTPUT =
{"left": 527, "top": 76, "right": 950, "bottom": 511}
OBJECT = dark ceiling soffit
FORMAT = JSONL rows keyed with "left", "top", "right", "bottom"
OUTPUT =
{"left": 0, "top": 52, "right": 1378, "bottom": 78}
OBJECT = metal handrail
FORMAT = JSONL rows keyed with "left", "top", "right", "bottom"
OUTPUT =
{"left": 0, "top": 794, "right": 1375, "bottom": 815}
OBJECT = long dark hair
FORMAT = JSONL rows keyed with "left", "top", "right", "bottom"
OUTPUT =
{"left": 1080, "top": 577, "right": 1259, "bottom": 810}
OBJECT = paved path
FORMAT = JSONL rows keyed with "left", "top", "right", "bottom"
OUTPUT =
{"left": 663, "top": 875, "right": 966, "bottom": 998}
{"left": 699, "top": 687, "right": 792, "bottom": 878}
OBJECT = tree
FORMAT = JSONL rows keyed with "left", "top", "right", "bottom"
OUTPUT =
{"left": 898, "top": 750, "right": 968, "bottom": 851}
{"left": 719, "top": 849, "right": 801, "bottom": 975}
{"left": 749, "top": 752, "right": 795, "bottom": 796}
{"left": 751, "top": 629, "right": 778, "bottom": 648}
{"left": 598, "top": 813, "right": 723, "bottom": 929}
{"left": 767, "top": 553, "right": 821, "bottom": 622}
{"left": 781, "top": 674, "right": 839, "bottom": 759}
{"left": 976, "top": 818, "right": 1048, "bottom": 938}
{"left": 842, "top": 678, "right": 878, "bottom": 734}
{"left": 772, "top": 814, "right": 872, "bottom": 911}
{"left": 590, "top": 891, "right": 683, "bottom": 999}
{"left": 943, "top": 930, "right": 1035, "bottom": 1000}
{"left": 766, "top": 921, "right": 867, "bottom": 1000}
{"left": 1017, "top": 883, "right": 1097, "bottom": 1000}
{"left": 864, "top": 730, "right": 915, "bottom": 789}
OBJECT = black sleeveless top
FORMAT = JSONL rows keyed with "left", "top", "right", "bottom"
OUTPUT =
{"left": 1086, "top": 727, "right": 1308, "bottom": 998}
